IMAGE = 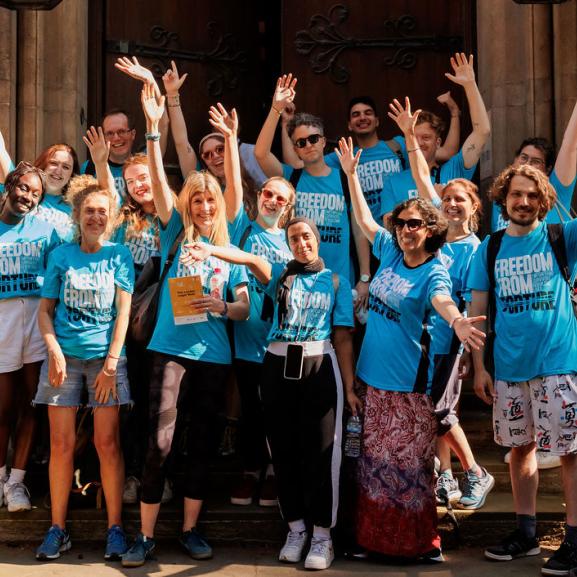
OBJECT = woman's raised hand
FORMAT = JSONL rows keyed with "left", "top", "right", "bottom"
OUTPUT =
{"left": 162, "top": 60, "right": 188, "bottom": 96}
{"left": 141, "top": 82, "right": 165, "bottom": 125}
{"left": 388, "top": 97, "right": 421, "bottom": 136}
{"left": 208, "top": 103, "right": 238, "bottom": 138}
{"left": 115, "top": 56, "right": 155, "bottom": 85}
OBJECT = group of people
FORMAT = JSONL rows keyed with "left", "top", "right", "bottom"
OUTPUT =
{"left": 0, "top": 49, "right": 576, "bottom": 577}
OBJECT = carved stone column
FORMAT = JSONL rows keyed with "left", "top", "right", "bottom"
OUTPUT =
{"left": 0, "top": 8, "right": 17, "bottom": 160}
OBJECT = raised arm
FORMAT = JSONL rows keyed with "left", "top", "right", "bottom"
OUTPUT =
{"left": 435, "top": 90, "right": 461, "bottom": 162}
{"left": 0, "top": 128, "right": 13, "bottom": 184}
{"left": 255, "top": 74, "right": 297, "bottom": 177}
{"left": 141, "top": 82, "right": 173, "bottom": 226}
{"left": 388, "top": 98, "right": 440, "bottom": 204}
{"left": 181, "top": 241, "right": 272, "bottom": 285}
{"left": 554, "top": 99, "right": 577, "bottom": 186}
{"left": 446, "top": 53, "right": 490, "bottom": 169}
{"left": 335, "top": 137, "right": 379, "bottom": 244}
{"left": 115, "top": 56, "right": 169, "bottom": 155}
{"left": 281, "top": 102, "right": 304, "bottom": 169}
{"left": 208, "top": 104, "right": 243, "bottom": 222}
{"left": 83, "top": 126, "right": 117, "bottom": 198}
{"left": 162, "top": 60, "right": 198, "bottom": 178}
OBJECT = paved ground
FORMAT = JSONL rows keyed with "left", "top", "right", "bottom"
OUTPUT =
{"left": 0, "top": 542, "right": 561, "bottom": 577}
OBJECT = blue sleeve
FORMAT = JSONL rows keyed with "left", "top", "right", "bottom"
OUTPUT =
{"left": 159, "top": 210, "right": 183, "bottom": 257}
{"left": 228, "top": 209, "right": 251, "bottom": 246}
{"left": 427, "top": 266, "right": 452, "bottom": 304}
{"left": 114, "top": 245, "right": 135, "bottom": 294}
{"left": 444, "top": 150, "right": 476, "bottom": 180}
{"left": 551, "top": 169, "right": 576, "bottom": 218}
{"left": 80, "top": 160, "right": 89, "bottom": 175}
{"left": 466, "top": 238, "right": 490, "bottom": 292}
{"left": 371, "top": 227, "right": 392, "bottom": 260}
{"left": 229, "top": 262, "right": 249, "bottom": 290}
{"left": 380, "top": 177, "right": 395, "bottom": 217}
{"left": 324, "top": 152, "right": 340, "bottom": 169}
{"left": 282, "top": 164, "right": 294, "bottom": 181}
{"left": 41, "top": 250, "right": 62, "bottom": 299}
{"left": 263, "top": 266, "right": 282, "bottom": 299}
{"left": 332, "top": 275, "right": 354, "bottom": 328}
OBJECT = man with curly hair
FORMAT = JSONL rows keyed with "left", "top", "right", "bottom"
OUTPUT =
{"left": 468, "top": 164, "right": 577, "bottom": 576}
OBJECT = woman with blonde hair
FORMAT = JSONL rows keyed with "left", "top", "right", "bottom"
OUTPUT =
{"left": 122, "top": 83, "right": 249, "bottom": 567}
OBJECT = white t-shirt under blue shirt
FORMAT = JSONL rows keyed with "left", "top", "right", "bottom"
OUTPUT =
{"left": 148, "top": 210, "right": 249, "bottom": 364}
{"left": 42, "top": 241, "right": 135, "bottom": 359}
{"left": 325, "top": 137, "right": 407, "bottom": 220}
{"left": 491, "top": 170, "right": 577, "bottom": 231}
{"left": 0, "top": 215, "right": 60, "bottom": 299}
{"left": 282, "top": 164, "right": 352, "bottom": 281}
{"left": 229, "top": 210, "right": 292, "bottom": 363}
{"left": 380, "top": 150, "right": 477, "bottom": 217}
{"left": 467, "top": 220, "right": 577, "bottom": 381}
{"left": 265, "top": 267, "right": 354, "bottom": 342}
{"left": 356, "top": 228, "right": 452, "bottom": 393}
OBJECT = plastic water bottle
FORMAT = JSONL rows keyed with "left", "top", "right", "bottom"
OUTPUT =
{"left": 209, "top": 268, "right": 225, "bottom": 317}
{"left": 344, "top": 415, "right": 362, "bottom": 458}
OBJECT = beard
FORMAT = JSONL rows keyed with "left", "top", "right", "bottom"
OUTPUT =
{"left": 507, "top": 210, "right": 539, "bottom": 227}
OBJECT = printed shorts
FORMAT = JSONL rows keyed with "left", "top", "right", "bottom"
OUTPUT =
{"left": 34, "top": 356, "right": 131, "bottom": 408}
{"left": 0, "top": 297, "right": 46, "bottom": 373}
{"left": 493, "top": 374, "right": 577, "bottom": 455}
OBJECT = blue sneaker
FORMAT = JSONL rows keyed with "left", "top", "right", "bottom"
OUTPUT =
{"left": 36, "top": 525, "right": 71, "bottom": 561}
{"left": 104, "top": 525, "right": 128, "bottom": 561}
{"left": 458, "top": 467, "right": 495, "bottom": 510}
{"left": 121, "top": 533, "right": 155, "bottom": 567}
{"left": 179, "top": 528, "right": 213, "bottom": 560}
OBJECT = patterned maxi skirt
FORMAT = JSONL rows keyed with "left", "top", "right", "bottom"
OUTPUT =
{"left": 356, "top": 386, "right": 438, "bottom": 557}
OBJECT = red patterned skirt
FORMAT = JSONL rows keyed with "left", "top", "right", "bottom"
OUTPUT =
{"left": 356, "top": 386, "right": 439, "bottom": 557}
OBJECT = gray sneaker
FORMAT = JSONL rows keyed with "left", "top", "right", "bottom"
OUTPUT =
{"left": 4, "top": 482, "right": 32, "bottom": 512}
{"left": 435, "top": 472, "right": 462, "bottom": 504}
{"left": 458, "top": 467, "right": 495, "bottom": 510}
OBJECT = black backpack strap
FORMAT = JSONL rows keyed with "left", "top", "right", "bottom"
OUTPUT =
{"left": 338, "top": 168, "right": 351, "bottom": 211}
{"left": 385, "top": 138, "right": 406, "bottom": 170}
{"left": 431, "top": 165, "right": 442, "bottom": 185}
{"left": 547, "top": 223, "right": 571, "bottom": 286}
{"left": 289, "top": 168, "right": 303, "bottom": 190}
{"left": 159, "top": 227, "right": 185, "bottom": 286}
{"left": 237, "top": 224, "right": 253, "bottom": 251}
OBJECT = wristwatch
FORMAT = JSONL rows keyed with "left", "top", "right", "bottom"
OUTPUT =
{"left": 359, "top": 274, "right": 371, "bottom": 283}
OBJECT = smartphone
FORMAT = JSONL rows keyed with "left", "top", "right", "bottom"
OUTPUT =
{"left": 284, "top": 343, "right": 304, "bottom": 380}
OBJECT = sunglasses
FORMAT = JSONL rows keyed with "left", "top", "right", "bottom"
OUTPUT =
{"left": 293, "top": 134, "right": 323, "bottom": 149}
{"left": 260, "top": 188, "right": 290, "bottom": 206}
{"left": 201, "top": 144, "right": 225, "bottom": 162}
{"left": 393, "top": 217, "right": 426, "bottom": 231}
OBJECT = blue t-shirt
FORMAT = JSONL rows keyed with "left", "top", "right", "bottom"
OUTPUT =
{"left": 429, "top": 233, "right": 481, "bottom": 357}
{"left": 357, "top": 228, "right": 452, "bottom": 393}
{"left": 325, "top": 137, "right": 407, "bottom": 220}
{"left": 0, "top": 215, "right": 60, "bottom": 299}
{"left": 42, "top": 241, "right": 134, "bottom": 359}
{"left": 111, "top": 216, "right": 160, "bottom": 280}
{"left": 380, "top": 151, "right": 477, "bottom": 217}
{"left": 148, "top": 210, "right": 249, "bottom": 364}
{"left": 467, "top": 220, "right": 577, "bottom": 381}
{"left": 282, "top": 164, "right": 352, "bottom": 281}
{"left": 34, "top": 193, "right": 75, "bottom": 242}
{"left": 491, "top": 170, "right": 577, "bottom": 231}
{"left": 265, "top": 267, "right": 354, "bottom": 342}
{"left": 229, "top": 210, "right": 292, "bottom": 363}
{"left": 81, "top": 159, "right": 126, "bottom": 203}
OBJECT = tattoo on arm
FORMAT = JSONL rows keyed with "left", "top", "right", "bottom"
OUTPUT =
{"left": 466, "top": 144, "right": 476, "bottom": 153}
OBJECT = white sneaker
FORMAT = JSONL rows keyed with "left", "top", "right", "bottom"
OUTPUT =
{"left": 122, "top": 476, "right": 140, "bottom": 504}
{"left": 504, "top": 450, "right": 561, "bottom": 469}
{"left": 304, "top": 537, "right": 335, "bottom": 570}
{"left": 161, "top": 479, "right": 173, "bottom": 503}
{"left": 279, "top": 530, "right": 308, "bottom": 563}
{"left": 4, "top": 482, "right": 32, "bottom": 512}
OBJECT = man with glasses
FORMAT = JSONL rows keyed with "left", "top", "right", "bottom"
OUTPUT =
{"left": 255, "top": 77, "right": 370, "bottom": 290}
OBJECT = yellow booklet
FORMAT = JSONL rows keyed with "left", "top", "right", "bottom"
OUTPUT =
{"left": 168, "top": 275, "right": 207, "bottom": 325}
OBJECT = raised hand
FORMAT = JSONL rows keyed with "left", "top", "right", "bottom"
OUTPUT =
{"left": 141, "top": 82, "right": 165, "bottom": 125}
{"left": 208, "top": 103, "right": 238, "bottom": 138}
{"left": 437, "top": 90, "right": 460, "bottom": 113}
{"left": 82, "top": 126, "right": 110, "bottom": 165}
{"left": 162, "top": 60, "right": 188, "bottom": 96}
{"left": 335, "top": 136, "right": 362, "bottom": 175}
{"left": 445, "top": 53, "right": 475, "bottom": 87}
{"left": 388, "top": 97, "right": 421, "bottom": 136}
{"left": 272, "top": 73, "right": 297, "bottom": 113}
{"left": 115, "top": 56, "right": 155, "bottom": 85}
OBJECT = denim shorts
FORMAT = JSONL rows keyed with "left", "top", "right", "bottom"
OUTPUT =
{"left": 33, "top": 356, "right": 131, "bottom": 408}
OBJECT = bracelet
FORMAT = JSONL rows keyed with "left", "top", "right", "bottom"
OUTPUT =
{"left": 167, "top": 94, "right": 180, "bottom": 105}
{"left": 107, "top": 353, "right": 119, "bottom": 360}
{"left": 407, "top": 147, "right": 421, "bottom": 153}
{"left": 222, "top": 300, "right": 229, "bottom": 317}
{"left": 167, "top": 103, "right": 181, "bottom": 108}
{"left": 449, "top": 316, "right": 464, "bottom": 329}
{"left": 271, "top": 106, "right": 283, "bottom": 116}
{"left": 145, "top": 133, "right": 161, "bottom": 141}
{"left": 102, "top": 367, "right": 117, "bottom": 377}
